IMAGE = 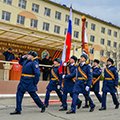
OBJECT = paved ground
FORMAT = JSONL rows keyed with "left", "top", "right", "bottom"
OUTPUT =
{"left": 0, "top": 95, "right": 120, "bottom": 120}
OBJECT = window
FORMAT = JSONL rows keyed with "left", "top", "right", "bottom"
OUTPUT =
{"left": 100, "top": 38, "right": 105, "bottom": 45}
{"left": 74, "top": 18, "right": 80, "bottom": 25}
{"left": 100, "top": 50, "right": 104, "bottom": 56}
{"left": 32, "top": 3, "right": 39, "bottom": 13}
{"left": 113, "top": 53, "right": 117, "bottom": 58}
{"left": 2, "top": 11, "right": 11, "bottom": 21}
{"left": 54, "top": 25, "right": 60, "bottom": 34}
{"left": 64, "top": 28, "right": 67, "bottom": 35}
{"left": 86, "top": 21, "right": 88, "bottom": 28}
{"left": 108, "top": 29, "right": 111, "bottom": 35}
{"left": 74, "top": 31, "right": 79, "bottom": 38}
{"left": 90, "top": 35, "right": 95, "bottom": 42}
{"left": 113, "top": 42, "right": 117, "bottom": 48}
{"left": 3, "top": 0, "right": 12, "bottom": 5}
{"left": 55, "top": 11, "right": 61, "bottom": 20}
{"left": 91, "top": 23, "right": 96, "bottom": 31}
{"left": 90, "top": 48, "right": 94, "bottom": 54}
{"left": 107, "top": 40, "right": 111, "bottom": 46}
{"left": 30, "top": 19, "right": 38, "bottom": 28}
{"left": 18, "top": 0, "right": 26, "bottom": 9}
{"left": 44, "top": 7, "right": 51, "bottom": 17}
{"left": 43, "top": 22, "right": 50, "bottom": 31}
{"left": 101, "top": 27, "right": 105, "bottom": 33}
{"left": 106, "top": 51, "right": 110, "bottom": 57}
{"left": 65, "top": 15, "right": 69, "bottom": 22}
{"left": 114, "top": 31, "right": 117, "bottom": 37}
{"left": 17, "top": 15, "right": 25, "bottom": 25}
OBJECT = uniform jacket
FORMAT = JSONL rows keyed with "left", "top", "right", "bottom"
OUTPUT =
{"left": 102, "top": 65, "right": 118, "bottom": 93}
{"left": 17, "top": 57, "right": 40, "bottom": 92}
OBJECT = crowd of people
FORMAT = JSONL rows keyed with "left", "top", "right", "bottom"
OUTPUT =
{"left": 1, "top": 48, "right": 53, "bottom": 81}
{"left": 8, "top": 50, "right": 119, "bottom": 115}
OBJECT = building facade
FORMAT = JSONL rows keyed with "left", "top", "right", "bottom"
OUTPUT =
{"left": 0, "top": 0, "right": 120, "bottom": 69}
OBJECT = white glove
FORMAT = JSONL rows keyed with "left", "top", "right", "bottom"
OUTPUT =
{"left": 63, "top": 62, "right": 67, "bottom": 66}
{"left": 22, "top": 55, "right": 27, "bottom": 58}
{"left": 62, "top": 75, "right": 65, "bottom": 79}
{"left": 57, "top": 85, "right": 61, "bottom": 90}
{"left": 85, "top": 86, "right": 90, "bottom": 92}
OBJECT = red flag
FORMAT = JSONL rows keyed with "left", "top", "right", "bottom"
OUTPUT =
{"left": 81, "top": 16, "right": 89, "bottom": 55}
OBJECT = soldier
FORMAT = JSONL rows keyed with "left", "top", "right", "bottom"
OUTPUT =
{"left": 44, "top": 58, "right": 63, "bottom": 108}
{"left": 59, "top": 56, "right": 82, "bottom": 111}
{"left": 65, "top": 54, "right": 95, "bottom": 114}
{"left": 3, "top": 48, "right": 15, "bottom": 61}
{"left": 99, "top": 58, "right": 119, "bottom": 110}
{"left": 10, "top": 51, "right": 45, "bottom": 115}
{"left": 91, "top": 59, "right": 102, "bottom": 103}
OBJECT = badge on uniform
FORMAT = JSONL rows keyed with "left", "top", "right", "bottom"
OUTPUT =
{"left": 35, "top": 64, "right": 39, "bottom": 68}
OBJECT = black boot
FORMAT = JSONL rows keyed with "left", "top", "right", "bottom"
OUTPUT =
{"left": 115, "top": 103, "right": 119, "bottom": 109}
{"left": 66, "top": 110, "right": 75, "bottom": 114}
{"left": 82, "top": 105, "right": 89, "bottom": 108}
{"left": 99, "top": 107, "right": 106, "bottom": 111}
{"left": 89, "top": 105, "right": 95, "bottom": 112}
{"left": 41, "top": 106, "right": 46, "bottom": 113}
{"left": 10, "top": 111, "right": 21, "bottom": 115}
{"left": 77, "top": 101, "right": 82, "bottom": 109}
{"left": 59, "top": 107, "right": 67, "bottom": 111}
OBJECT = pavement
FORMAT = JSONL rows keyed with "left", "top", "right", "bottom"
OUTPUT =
{"left": 0, "top": 94, "right": 120, "bottom": 120}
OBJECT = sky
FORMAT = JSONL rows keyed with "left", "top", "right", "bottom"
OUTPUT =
{"left": 51, "top": 0, "right": 120, "bottom": 27}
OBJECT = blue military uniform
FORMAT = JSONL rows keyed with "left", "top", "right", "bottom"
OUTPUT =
{"left": 3, "top": 51, "right": 15, "bottom": 61}
{"left": 66, "top": 62, "right": 95, "bottom": 113}
{"left": 44, "top": 63, "right": 63, "bottom": 107}
{"left": 15, "top": 56, "right": 44, "bottom": 113}
{"left": 100, "top": 65, "right": 119, "bottom": 109}
{"left": 91, "top": 66, "right": 102, "bottom": 103}
{"left": 61, "top": 63, "right": 82, "bottom": 110}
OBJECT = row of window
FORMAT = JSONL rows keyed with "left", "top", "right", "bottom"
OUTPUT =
{"left": 90, "top": 48, "right": 118, "bottom": 58}
{"left": 100, "top": 50, "right": 118, "bottom": 58}
{"left": 1, "top": 11, "right": 79, "bottom": 38}
{"left": 91, "top": 24, "right": 118, "bottom": 37}
{"left": 3, "top": 0, "right": 119, "bottom": 38}
{"left": 90, "top": 35, "right": 118, "bottom": 48}
{"left": 1, "top": 11, "right": 119, "bottom": 43}
{"left": 3, "top": 0, "right": 80, "bottom": 26}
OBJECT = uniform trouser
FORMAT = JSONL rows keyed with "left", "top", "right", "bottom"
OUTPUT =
{"left": 43, "top": 70, "right": 50, "bottom": 81}
{"left": 84, "top": 92, "right": 102, "bottom": 105}
{"left": 71, "top": 92, "right": 95, "bottom": 112}
{"left": 16, "top": 89, "right": 44, "bottom": 112}
{"left": 101, "top": 92, "right": 119, "bottom": 108}
{"left": 62, "top": 92, "right": 82, "bottom": 109}
{"left": 44, "top": 89, "right": 63, "bottom": 107}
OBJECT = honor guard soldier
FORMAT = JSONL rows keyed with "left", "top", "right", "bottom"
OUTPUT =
{"left": 91, "top": 59, "right": 102, "bottom": 103}
{"left": 65, "top": 54, "right": 95, "bottom": 114}
{"left": 44, "top": 58, "right": 63, "bottom": 108}
{"left": 10, "top": 51, "right": 45, "bottom": 115}
{"left": 59, "top": 56, "right": 82, "bottom": 111}
{"left": 83, "top": 59, "right": 102, "bottom": 108}
{"left": 99, "top": 58, "right": 119, "bottom": 110}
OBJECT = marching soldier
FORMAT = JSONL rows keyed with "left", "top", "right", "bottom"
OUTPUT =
{"left": 44, "top": 58, "right": 63, "bottom": 108}
{"left": 59, "top": 56, "right": 82, "bottom": 111}
{"left": 91, "top": 59, "right": 102, "bottom": 103}
{"left": 65, "top": 54, "right": 95, "bottom": 114}
{"left": 10, "top": 51, "right": 45, "bottom": 115}
{"left": 99, "top": 58, "right": 119, "bottom": 110}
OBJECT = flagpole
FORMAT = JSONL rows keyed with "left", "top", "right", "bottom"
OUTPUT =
{"left": 81, "top": 16, "right": 86, "bottom": 55}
